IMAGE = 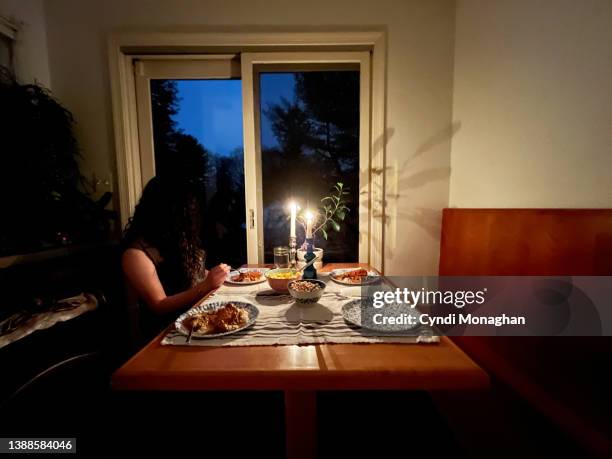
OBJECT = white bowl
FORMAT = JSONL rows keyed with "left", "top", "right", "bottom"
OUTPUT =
{"left": 287, "top": 279, "right": 326, "bottom": 304}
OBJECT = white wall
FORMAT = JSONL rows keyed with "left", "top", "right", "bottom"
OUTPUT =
{"left": 0, "top": 0, "right": 50, "bottom": 86}
{"left": 450, "top": 0, "right": 612, "bottom": 208}
{"left": 43, "top": 0, "right": 456, "bottom": 275}
{"left": 21, "top": 0, "right": 612, "bottom": 272}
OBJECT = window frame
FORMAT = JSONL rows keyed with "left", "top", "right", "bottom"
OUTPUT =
{"left": 241, "top": 51, "right": 371, "bottom": 264}
{"left": 108, "top": 30, "right": 386, "bottom": 272}
{"left": 0, "top": 15, "right": 17, "bottom": 73}
{"left": 133, "top": 55, "right": 241, "bottom": 184}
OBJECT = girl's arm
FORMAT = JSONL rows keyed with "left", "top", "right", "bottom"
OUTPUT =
{"left": 122, "top": 248, "right": 229, "bottom": 315}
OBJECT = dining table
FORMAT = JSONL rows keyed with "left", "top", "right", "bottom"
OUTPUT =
{"left": 111, "top": 263, "right": 489, "bottom": 459}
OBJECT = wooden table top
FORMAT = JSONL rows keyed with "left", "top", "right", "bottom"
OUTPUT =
{"left": 112, "top": 264, "right": 489, "bottom": 392}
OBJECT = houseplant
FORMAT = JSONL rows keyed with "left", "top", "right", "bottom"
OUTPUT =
{"left": 0, "top": 66, "right": 116, "bottom": 256}
{"left": 296, "top": 182, "right": 350, "bottom": 268}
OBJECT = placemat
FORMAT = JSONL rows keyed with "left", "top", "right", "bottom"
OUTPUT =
{"left": 162, "top": 273, "right": 438, "bottom": 347}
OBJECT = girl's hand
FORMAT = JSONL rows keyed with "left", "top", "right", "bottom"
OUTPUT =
{"left": 201, "top": 263, "right": 230, "bottom": 291}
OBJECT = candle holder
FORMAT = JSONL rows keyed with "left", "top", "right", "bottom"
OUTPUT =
{"left": 289, "top": 235, "right": 297, "bottom": 268}
{"left": 302, "top": 237, "right": 317, "bottom": 280}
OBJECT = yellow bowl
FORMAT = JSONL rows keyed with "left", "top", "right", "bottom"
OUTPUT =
{"left": 265, "top": 268, "right": 301, "bottom": 293}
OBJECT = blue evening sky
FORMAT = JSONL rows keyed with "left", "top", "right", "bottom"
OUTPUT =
{"left": 171, "top": 73, "right": 296, "bottom": 155}
{"left": 259, "top": 73, "right": 297, "bottom": 148}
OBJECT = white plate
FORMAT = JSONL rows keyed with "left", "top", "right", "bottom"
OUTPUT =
{"left": 175, "top": 301, "right": 259, "bottom": 339}
{"left": 341, "top": 299, "right": 420, "bottom": 332}
{"left": 330, "top": 268, "right": 380, "bottom": 286}
{"left": 224, "top": 268, "right": 269, "bottom": 285}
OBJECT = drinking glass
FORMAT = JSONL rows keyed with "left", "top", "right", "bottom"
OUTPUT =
{"left": 273, "top": 246, "right": 290, "bottom": 268}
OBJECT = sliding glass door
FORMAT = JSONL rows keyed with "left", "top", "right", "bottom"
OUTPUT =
{"left": 241, "top": 52, "right": 371, "bottom": 265}
{"left": 134, "top": 57, "right": 247, "bottom": 267}
{"left": 134, "top": 52, "right": 371, "bottom": 266}
{"left": 258, "top": 70, "right": 360, "bottom": 263}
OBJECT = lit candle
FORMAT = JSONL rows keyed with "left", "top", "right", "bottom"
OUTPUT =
{"left": 289, "top": 201, "right": 297, "bottom": 238}
{"left": 305, "top": 210, "right": 314, "bottom": 239}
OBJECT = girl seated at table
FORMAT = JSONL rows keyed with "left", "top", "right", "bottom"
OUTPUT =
{"left": 121, "top": 172, "right": 230, "bottom": 337}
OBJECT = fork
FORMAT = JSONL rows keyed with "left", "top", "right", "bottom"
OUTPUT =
{"left": 186, "top": 323, "right": 195, "bottom": 344}
{"left": 229, "top": 266, "right": 250, "bottom": 273}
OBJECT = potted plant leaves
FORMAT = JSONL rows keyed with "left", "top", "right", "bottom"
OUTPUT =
{"left": 296, "top": 182, "right": 350, "bottom": 268}
{"left": 0, "top": 66, "right": 116, "bottom": 258}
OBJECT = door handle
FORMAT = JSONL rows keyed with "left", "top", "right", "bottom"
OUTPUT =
{"left": 249, "top": 209, "right": 255, "bottom": 229}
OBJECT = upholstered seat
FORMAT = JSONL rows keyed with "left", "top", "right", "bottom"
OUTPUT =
{"left": 439, "top": 208, "right": 612, "bottom": 457}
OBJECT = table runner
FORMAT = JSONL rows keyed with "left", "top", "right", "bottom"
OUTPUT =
{"left": 162, "top": 273, "right": 438, "bottom": 346}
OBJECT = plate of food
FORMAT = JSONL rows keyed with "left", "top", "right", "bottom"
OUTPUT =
{"left": 225, "top": 268, "right": 268, "bottom": 285}
{"left": 175, "top": 301, "right": 259, "bottom": 338}
{"left": 342, "top": 299, "right": 420, "bottom": 332}
{"left": 330, "top": 268, "right": 380, "bottom": 286}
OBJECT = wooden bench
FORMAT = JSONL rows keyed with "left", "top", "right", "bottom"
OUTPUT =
{"left": 439, "top": 208, "right": 612, "bottom": 457}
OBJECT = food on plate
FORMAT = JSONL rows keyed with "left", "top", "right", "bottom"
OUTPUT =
{"left": 289, "top": 280, "right": 322, "bottom": 292}
{"left": 231, "top": 270, "right": 263, "bottom": 282}
{"left": 267, "top": 270, "right": 299, "bottom": 280}
{"left": 189, "top": 303, "right": 249, "bottom": 334}
{"left": 333, "top": 268, "right": 371, "bottom": 284}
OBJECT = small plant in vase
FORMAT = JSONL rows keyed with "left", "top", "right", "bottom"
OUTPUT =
{"left": 297, "top": 182, "right": 350, "bottom": 268}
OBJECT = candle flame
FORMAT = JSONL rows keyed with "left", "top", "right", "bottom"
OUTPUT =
{"left": 305, "top": 210, "right": 314, "bottom": 222}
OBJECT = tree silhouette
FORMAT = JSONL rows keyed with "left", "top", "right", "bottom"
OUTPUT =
{"left": 150, "top": 80, "right": 210, "bottom": 197}
{"left": 150, "top": 79, "right": 247, "bottom": 267}
{"left": 261, "top": 71, "right": 360, "bottom": 262}
{"left": 295, "top": 71, "right": 359, "bottom": 177}
{"left": 265, "top": 98, "right": 313, "bottom": 158}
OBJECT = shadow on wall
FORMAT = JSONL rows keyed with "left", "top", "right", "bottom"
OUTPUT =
{"left": 384, "top": 121, "right": 462, "bottom": 265}
{"left": 361, "top": 121, "right": 461, "bottom": 271}
{"left": 362, "top": 126, "right": 395, "bottom": 221}
{"left": 361, "top": 127, "right": 395, "bottom": 260}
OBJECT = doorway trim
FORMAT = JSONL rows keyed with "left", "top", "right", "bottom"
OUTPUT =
{"left": 108, "top": 29, "right": 387, "bottom": 272}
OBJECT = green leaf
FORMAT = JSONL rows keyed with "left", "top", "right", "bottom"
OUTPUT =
{"left": 330, "top": 219, "right": 340, "bottom": 232}
{"left": 336, "top": 209, "right": 346, "bottom": 221}
{"left": 337, "top": 182, "right": 343, "bottom": 188}
{"left": 321, "top": 228, "right": 328, "bottom": 240}
{"left": 321, "top": 196, "right": 332, "bottom": 203}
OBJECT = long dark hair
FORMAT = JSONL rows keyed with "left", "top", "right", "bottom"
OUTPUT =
{"left": 122, "top": 174, "right": 206, "bottom": 291}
